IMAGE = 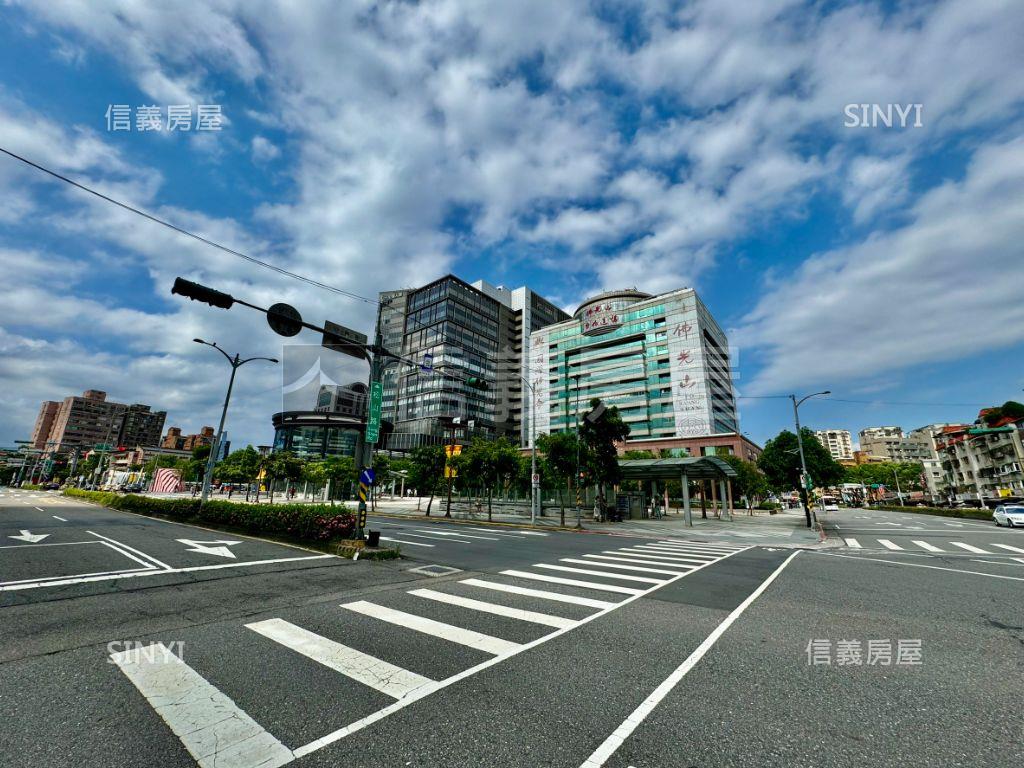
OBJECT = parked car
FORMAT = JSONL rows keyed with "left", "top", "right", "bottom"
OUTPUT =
{"left": 993, "top": 505, "right": 1024, "bottom": 528}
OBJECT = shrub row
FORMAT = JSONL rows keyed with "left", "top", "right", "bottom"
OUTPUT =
{"left": 869, "top": 504, "right": 993, "bottom": 521}
{"left": 63, "top": 488, "right": 355, "bottom": 542}
{"left": 20, "top": 483, "right": 44, "bottom": 491}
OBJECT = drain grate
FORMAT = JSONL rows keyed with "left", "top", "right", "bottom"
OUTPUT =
{"left": 406, "top": 564, "right": 463, "bottom": 577}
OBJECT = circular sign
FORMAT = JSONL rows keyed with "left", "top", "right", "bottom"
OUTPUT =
{"left": 267, "top": 303, "right": 303, "bottom": 337}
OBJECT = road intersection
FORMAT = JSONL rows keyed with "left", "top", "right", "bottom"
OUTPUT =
{"left": 1, "top": 490, "right": 1021, "bottom": 767}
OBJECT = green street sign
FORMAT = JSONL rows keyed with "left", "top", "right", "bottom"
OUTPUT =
{"left": 95, "top": 443, "right": 112, "bottom": 451}
{"left": 366, "top": 381, "right": 383, "bottom": 443}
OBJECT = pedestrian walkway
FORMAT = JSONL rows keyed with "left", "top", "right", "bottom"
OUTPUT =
{"left": 843, "top": 537, "right": 1024, "bottom": 555}
{"left": 109, "top": 539, "right": 746, "bottom": 768}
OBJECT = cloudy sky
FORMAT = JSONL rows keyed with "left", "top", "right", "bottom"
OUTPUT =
{"left": 1, "top": 0, "right": 1022, "bottom": 450}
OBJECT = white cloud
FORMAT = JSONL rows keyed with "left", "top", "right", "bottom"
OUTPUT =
{"left": 737, "top": 137, "right": 1024, "bottom": 393}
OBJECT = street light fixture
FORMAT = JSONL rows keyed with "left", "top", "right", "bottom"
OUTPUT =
{"left": 790, "top": 390, "right": 831, "bottom": 528}
{"left": 194, "top": 338, "right": 278, "bottom": 505}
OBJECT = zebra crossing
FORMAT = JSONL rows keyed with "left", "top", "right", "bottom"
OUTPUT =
{"left": 376, "top": 523, "right": 549, "bottom": 548}
{"left": 109, "top": 538, "right": 746, "bottom": 768}
{"left": 843, "top": 537, "right": 1024, "bottom": 555}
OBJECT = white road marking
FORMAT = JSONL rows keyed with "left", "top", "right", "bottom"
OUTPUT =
{"left": 532, "top": 563, "right": 663, "bottom": 584}
{"left": 52, "top": 515, "right": 67, "bottom": 522}
{"left": 583, "top": 554, "right": 695, "bottom": 571}
{"left": 459, "top": 579, "right": 616, "bottom": 609}
{"left": 658, "top": 541, "right": 742, "bottom": 553}
{"left": 412, "top": 529, "right": 500, "bottom": 541}
{"left": 177, "top": 539, "right": 242, "bottom": 559}
{"left": 111, "top": 643, "right": 293, "bottom": 768}
{"left": 87, "top": 530, "right": 172, "bottom": 570}
{"left": 8, "top": 530, "right": 49, "bottom": 543}
{"left": 912, "top": 540, "right": 944, "bottom": 552}
{"left": 878, "top": 539, "right": 904, "bottom": 551}
{"left": 465, "top": 527, "right": 527, "bottom": 538}
{"left": 379, "top": 536, "right": 434, "bottom": 548}
{"left": 578, "top": 551, "right": 801, "bottom": 768}
{"left": 34, "top": 506, "right": 45, "bottom": 512}
{"left": 635, "top": 544, "right": 721, "bottom": 555}
{"left": 844, "top": 538, "right": 862, "bottom": 548}
{"left": 615, "top": 549, "right": 713, "bottom": 563}
{"left": 99, "top": 541, "right": 161, "bottom": 570}
{"left": 563, "top": 558, "right": 683, "bottom": 576}
{"left": 341, "top": 600, "right": 521, "bottom": 655}
{"left": 990, "top": 543, "right": 1024, "bottom": 554}
{"left": 391, "top": 532, "right": 469, "bottom": 544}
{"left": 292, "top": 546, "right": 751, "bottom": 759}
{"left": 0, "top": 553, "right": 335, "bottom": 591}
{"left": 818, "top": 551, "right": 1024, "bottom": 581}
{"left": 950, "top": 542, "right": 988, "bottom": 553}
{"left": 246, "top": 618, "right": 433, "bottom": 699}
{"left": 499, "top": 570, "right": 644, "bottom": 595}
{"left": 409, "top": 588, "right": 576, "bottom": 629}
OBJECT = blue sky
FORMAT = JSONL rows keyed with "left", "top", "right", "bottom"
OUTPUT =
{"left": 1, "top": 0, "right": 1022, "bottom": 450}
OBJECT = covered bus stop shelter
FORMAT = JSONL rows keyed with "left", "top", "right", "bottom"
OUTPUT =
{"left": 615, "top": 456, "right": 738, "bottom": 526}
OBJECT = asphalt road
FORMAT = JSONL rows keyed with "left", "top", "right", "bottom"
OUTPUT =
{"left": 1, "top": 491, "right": 1021, "bottom": 767}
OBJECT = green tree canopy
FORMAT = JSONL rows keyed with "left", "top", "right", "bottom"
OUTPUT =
{"left": 722, "top": 455, "right": 771, "bottom": 512}
{"left": 407, "top": 445, "right": 446, "bottom": 515}
{"left": 758, "top": 428, "right": 845, "bottom": 492}
{"left": 844, "top": 461, "right": 923, "bottom": 491}
{"left": 579, "top": 398, "right": 631, "bottom": 486}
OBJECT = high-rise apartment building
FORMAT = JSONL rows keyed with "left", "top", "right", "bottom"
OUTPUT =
{"left": 815, "top": 429, "right": 854, "bottom": 461}
{"left": 528, "top": 286, "right": 747, "bottom": 456}
{"left": 859, "top": 426, "right": 932, "bottom": 462}
{"left": 30, "top": 390, "right": 166, "bottom": 453}
{"left": 30, "top": 401, "right": 60, "bottom": 449}
{"left": 377, "top": 275, "right": 568, "bottom": 451}
{"left": 119, "top": 404, "right": 168, "bottom": 448}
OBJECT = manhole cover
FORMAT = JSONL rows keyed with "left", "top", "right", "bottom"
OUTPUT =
{"left": 406, "top": 564, "right": 462, "bottom": 577}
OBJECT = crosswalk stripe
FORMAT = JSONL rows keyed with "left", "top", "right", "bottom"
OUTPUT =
{"left": 380, "top": 536, "right": 434, "bottom": 548}
{"left": 564, "top": 557, "right": 683, "bottom": 576}
{"left": 459, "top": 578, "right": 615, "bottom": 609}
{"left": 632, "top": 545, "right": 718, "bottom": 558}
{"left": 412, "top": 529, "right": 500, "bottom": 541}
{"left": 246, "top": 618, "right": 433, "bottom": 699}
{"left": 396, "top": 532, "right": 469, "bottom": 543}
{"left": 408, "top": 588, "right": 576, "bottom": 629}
{"left": 990, "top": 543, "right": 1024, "bottom": 554}
{"left": 110, "top": 643, "right": 293, "bottom": 768}
{"left": 950, "top": 542, "right": 988, "bottom": 553}
{"left": 532, "top": 564, "right": 664, "bottom": 584}
{"left": 465, "top": 528, "right": 526, "bottom": 538}
{"left": 499, "top": 570, "right": 644, "bottom": 595}
{"left": 658, "top": 541, "right": 741, "bottom": 553}
{"left": 844, "top": 538, "right": 862, "bottom": 548}
{"left": 878, "top": 539, "right": 904, "bottom": 551}
{"left": 341, "top": 600, "right": 521, "bottom": 655}
{"left": 912, "top": 540, "right": 944, "bottom": 552}
{"left": 585, "top": 554, "right": 696, "bottom": 571}
{"left": 615, "top": 549, "right": 713, "bottom": 563}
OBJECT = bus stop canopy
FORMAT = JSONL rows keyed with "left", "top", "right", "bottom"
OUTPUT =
{"left": 617, "top": 456, "right": 737, "bottom": 480}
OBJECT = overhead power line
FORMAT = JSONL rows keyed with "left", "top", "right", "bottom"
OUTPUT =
{"left": 0, "top": 146, "right": 378, "bottom": 305}
{"left": 737, "top": 395, "right": 988, "bottom": 407}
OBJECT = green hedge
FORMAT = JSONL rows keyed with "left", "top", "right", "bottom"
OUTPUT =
{"left": 21, "top": 483, "right": 44, "bottom": 490}
{"left": 869, "top": 504, "right": 993, "bottom": 521}
{"left": 63, "top": 488, "right": 355, "bottom": 542}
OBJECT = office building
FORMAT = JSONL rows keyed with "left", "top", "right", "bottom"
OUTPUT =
{"left": 528, "top": 286, "right": 752, "bottom": 458}
{"left": 315, "top": 383, "right": 369, "bottom": 419}
{"left": 378, "top": 275, "right": 568, "bottom": 451}
{"left": 815, "top": 429, "right": 854, "bottom": 462}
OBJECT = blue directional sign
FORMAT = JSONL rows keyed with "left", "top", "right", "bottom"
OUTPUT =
{"left": 360, "top": 468, "right": 376, "bottom": 485}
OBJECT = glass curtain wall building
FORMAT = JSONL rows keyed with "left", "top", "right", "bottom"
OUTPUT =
{"left": 527, "top": 287, "right": 739, "bottom": 448}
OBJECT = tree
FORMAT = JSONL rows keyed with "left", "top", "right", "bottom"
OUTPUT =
{"left": 537, "top": 431, "right": 579, "bottom": 526}
{"left": 579, "top": 398, "right": 631, "bottom": 487}
{"left": 320, "top": 455, "right": 357, "bottom": 504}
{"left": 216, "top": 446, "right": 261, "bottom": 484}
{"left": 461, "top": 437, "right": 521, "bottom": 521}
{"left": 407, "top": 445, "right": 446, "bottom": 515}
{"left": 260, "top": 452, "right": 304, "bottom": 502}
{"left": 758, "top": 428, "right": 844, "bottom": 526}
{"left": 844, "top": 461, "right": 925, "bottom": 497}
{"left": 722, "top": 455, "right": 771, "bottom": 514}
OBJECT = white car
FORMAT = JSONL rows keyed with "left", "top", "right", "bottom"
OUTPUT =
{"left": 993, "top": 505, "right": 1024, "bottom": 528}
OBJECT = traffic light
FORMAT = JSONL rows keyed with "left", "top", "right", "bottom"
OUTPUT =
{"left": 171, "top": 277, "right": 234, "bottom": 309}
{"left": 466, "top": 377, "right": 489, "bottom": 390}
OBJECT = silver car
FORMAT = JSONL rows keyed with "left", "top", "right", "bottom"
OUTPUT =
{"left": 993, "top": 505, "right": 1024, "bottom": 528}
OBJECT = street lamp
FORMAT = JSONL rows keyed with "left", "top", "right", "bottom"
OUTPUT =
{"left": 892, "top": 466, "right": 904, "bottom": 506}
{"left": 194, "top": 338, "right": 278, "bottom": 504}
{"left": 572, "top": 372, "right": 587, "bottom": 530}
{"left": 513, "top": 372, "right": 541, "bottom": 525}
{"left": 790, "top": 390, "right": 831, "bottom": 528}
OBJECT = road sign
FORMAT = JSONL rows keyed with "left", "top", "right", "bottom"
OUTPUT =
{"left": 360, "top": 468, "right": 376, "bottom": 485}
{"left": 267, "top": 303, "right": 303, "bottom": 337}
{"left": 322, "top": 320, "right": 369, "bottom": 360}
{"left": 366, "top": 381, "right": 383, "bottom": 443}
{"left": 532, "top": 473, "right": 540, "bottom": 485}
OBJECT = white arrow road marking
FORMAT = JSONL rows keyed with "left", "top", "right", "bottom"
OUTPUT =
{"left": 176, "top": 539, "right": 242, "bottom": 558}
{"left": 9, "top": 530, "right": 49, "bottom": 543}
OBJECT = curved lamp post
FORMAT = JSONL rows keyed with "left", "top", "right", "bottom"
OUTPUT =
{"left": 194, "top": 338, "right": 278, "bottom": 504}
{"left": 790, "top": 390, "right": 831, "bottom": 527}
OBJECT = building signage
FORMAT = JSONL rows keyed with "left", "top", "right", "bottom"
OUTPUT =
{"left": 581, "top": 303, "right": 623, "bottom": 335}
